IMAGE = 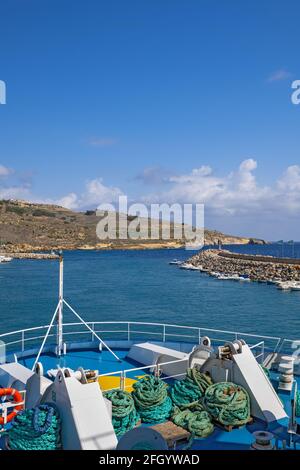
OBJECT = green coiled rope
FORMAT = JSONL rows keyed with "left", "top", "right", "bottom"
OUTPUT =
{"left": 203, "top": 382, "right": 250, "bottom": 427}
{"left": 296, "top": 391, "right": 300, "bottom": 417}
{"left": 105, "top": 390, "right": 140, "bottom": 437}
{"left": 132, "top": 375, "right": 172, "bottom": 424}
{"left": 7, "top": 404, "right": 61, "bottom": 450}
{"left": 171, "top": 402, "right": 214, "bottom": 438}
{"left": 170, "top": 368, "right": 213, "bottom": 409}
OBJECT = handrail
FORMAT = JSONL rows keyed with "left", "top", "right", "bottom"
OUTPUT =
{"left": 98, "top": 357, "right": 189, "bottom": 392}
{"left": 98, "top": 357, "right": 188, "bottom": 378}
{"left": 0, "top": 321, "right": 293, "bottom": 359}
{"left": 277, "top": 338, "right": 299, "bottom": 354}
{"left": 0, "top": 321, "right": 283, "bottom": 341}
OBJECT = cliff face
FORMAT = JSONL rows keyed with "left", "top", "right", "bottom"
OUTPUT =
{"left": 0, "top": 199, "right": 259, "bottom": 251}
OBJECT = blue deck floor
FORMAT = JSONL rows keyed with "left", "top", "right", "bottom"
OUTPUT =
{"left": 20, "top": 348, "right": 151, "bottom": 380}
{"left": 17, "top": 347, "right": 300, "bottom": 450}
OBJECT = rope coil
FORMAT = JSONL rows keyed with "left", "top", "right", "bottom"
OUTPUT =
{"left": 7, "top": 403, "right": 61, "bottom": 450}
{"left": 105, "top": 390, "right": 139, "bottom": 437}
{"left": 203, "top": 382, "right": 250, "bottom": 426}
{"left": 170, "top": 368, "right": 213, "bottom": 409}
{"left": 132, "top": 375, "right": 172, "bottom": 424}
{"left": 171, "top": 402, "right": 214, "bottom": 438}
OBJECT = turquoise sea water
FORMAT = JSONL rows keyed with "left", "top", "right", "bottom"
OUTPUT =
{"left": 0, "top": 244, "right": 299, "bottom": 340}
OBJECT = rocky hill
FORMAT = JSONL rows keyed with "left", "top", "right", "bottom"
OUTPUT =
{"left": 0, "top": 199, "right": 263, "bottom": 251}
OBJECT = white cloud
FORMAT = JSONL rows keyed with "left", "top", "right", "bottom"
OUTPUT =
{"left": 0, "top": 167, "right": 123, "bottom": 211}
{"left": 83, "top": 178, "right": 123, "bottom": 206}
{"left": 0, "top": 185, "right": 31, "bottom": 200}
{"left": 0, "top": 164, "right": 30, "bottom": 199}
{"left": 1, "top": 161, "right": 300, "bottom": 239}
{"left": 267, "top": 69, "right": 292, "bottom": 82}
{"left": 237, "top": 158, "right": 258, "bottom": 192}
{"left": 169, "top": 166, "right": 213, "bottom": 183}
{"left": 135, "top": 166, "right": 169, "bottom": 185}
{"left": 277, "top": 165, "right": 300, "bottom": 192}
{"left": 142, "top": 159, "right": 300, "bottom": 219}
{"left": 0, "top": 165, "right": 12, "bottom": 177}
{"left": 56, "top": 192, "right": 78, "bottom": 210}
{"left": 55, "top": 178, "right": 123, "bottom": 210}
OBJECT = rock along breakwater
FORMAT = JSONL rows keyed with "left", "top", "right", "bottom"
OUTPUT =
{"left": 188, "top": 249, "right": 300, "bottom": 282}
{"left": 0, "top": 252, "right": 59, "bottom": 260}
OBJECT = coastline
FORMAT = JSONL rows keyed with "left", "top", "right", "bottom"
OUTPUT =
{"left": 0, "top": 237, "right": 264, "bottom": 255}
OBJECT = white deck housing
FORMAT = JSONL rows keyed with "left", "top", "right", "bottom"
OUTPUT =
{"left": 42, "top": 369, "right": 117, "bottom": 450}
{"left": 127, "top": 342, "right": 188, "bottom": 378}
{"left": 0, "top": 362, "right": 34, "bottom": 390}
{"left": 232, "top": 344, "right": 288, "bottom": 423}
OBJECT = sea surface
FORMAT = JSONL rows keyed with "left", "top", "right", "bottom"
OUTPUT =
{"left": 0, "top": 243, "right": 300, "bottom": 340}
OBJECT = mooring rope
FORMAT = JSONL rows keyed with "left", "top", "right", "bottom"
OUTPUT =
{"left": 203, "top": 382, "right": 250, "bottom": 426}
{"left": 132, "top": 375, "right": 172, "bottom": 424}
{"left": 105, "top": 389, "right": 140, "bottom": 437}
{"left": 170, "top": 368, "right": 213, "bottom": 409}
{"left": 171, "top": 401, "right": 214, "bottom": 438}
{"left": 7, "top": 404, "right": 61, "bottom": 450}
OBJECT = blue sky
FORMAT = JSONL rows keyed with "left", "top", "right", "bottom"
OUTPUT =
{"left": 0, "top": 0, "right": 299, "bottom": 239}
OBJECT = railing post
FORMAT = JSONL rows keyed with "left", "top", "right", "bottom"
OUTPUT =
{"left": 128, "top": 323, "right": 130, "bottom": 341}
{"left": 21, "top": 330, "right": 25, "bottom": 352}
{"left": 198, "top": 328, "right": 201, "bottom": 345}
{"left": 275, "top": 338, "right": 282, "bottom": 353}
{"left": 163, "top": 325, "right": 166, "bottom": 343}
{"left": 3, "top": 403, "right": 7, "bottom": 426}
{"left": 91, "top": 323, "right": 95, "bottom": 341}
{"left": 120, "top": 371, "right": 125, "bottom": 391}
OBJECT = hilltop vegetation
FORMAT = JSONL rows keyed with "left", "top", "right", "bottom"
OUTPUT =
{"left": 0, "top": 199, "right": 261, "bottom": 251}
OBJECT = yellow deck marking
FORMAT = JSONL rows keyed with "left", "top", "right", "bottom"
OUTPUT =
{"left": 98, "top": 376, "right": 137, "bottom": 392}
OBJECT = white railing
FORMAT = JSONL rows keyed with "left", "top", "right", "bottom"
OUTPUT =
{"left": 98, "top": 357, "right": 189, "bottom": 393}
{"left": 249, "top": 340, "right": 265, "bottom": 363}
{"left": 277, "top": 338, "right": 299, "bottom": 355}
{"left": 0, "top": 320, "right": 286, "bottom": 361}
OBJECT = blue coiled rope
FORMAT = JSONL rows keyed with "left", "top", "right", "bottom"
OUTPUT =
{"left": 8, "top": 403, "right": 62, "bottom": 450}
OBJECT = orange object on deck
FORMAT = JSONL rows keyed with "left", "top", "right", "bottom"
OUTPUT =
{"left": 0, "top": 388, "right": 23, "bottom": 425}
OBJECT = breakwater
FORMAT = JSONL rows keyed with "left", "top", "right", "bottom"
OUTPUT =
{"left": 0, "top": 252, "right": 59, "bottom": 260}
{"left": 188, "top": 249, "right": 300, "bottom": 282}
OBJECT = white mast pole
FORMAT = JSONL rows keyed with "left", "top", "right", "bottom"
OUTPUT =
{"left": 57, "top": 251, "right": 64, "bottom": 356}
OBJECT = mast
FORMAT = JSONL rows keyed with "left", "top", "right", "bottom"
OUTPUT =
{"left": 32, "top": 249, "right": 121, "bottom": 369}
{"left": 57, "top": 251, "right": 64, "bottom": 356}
